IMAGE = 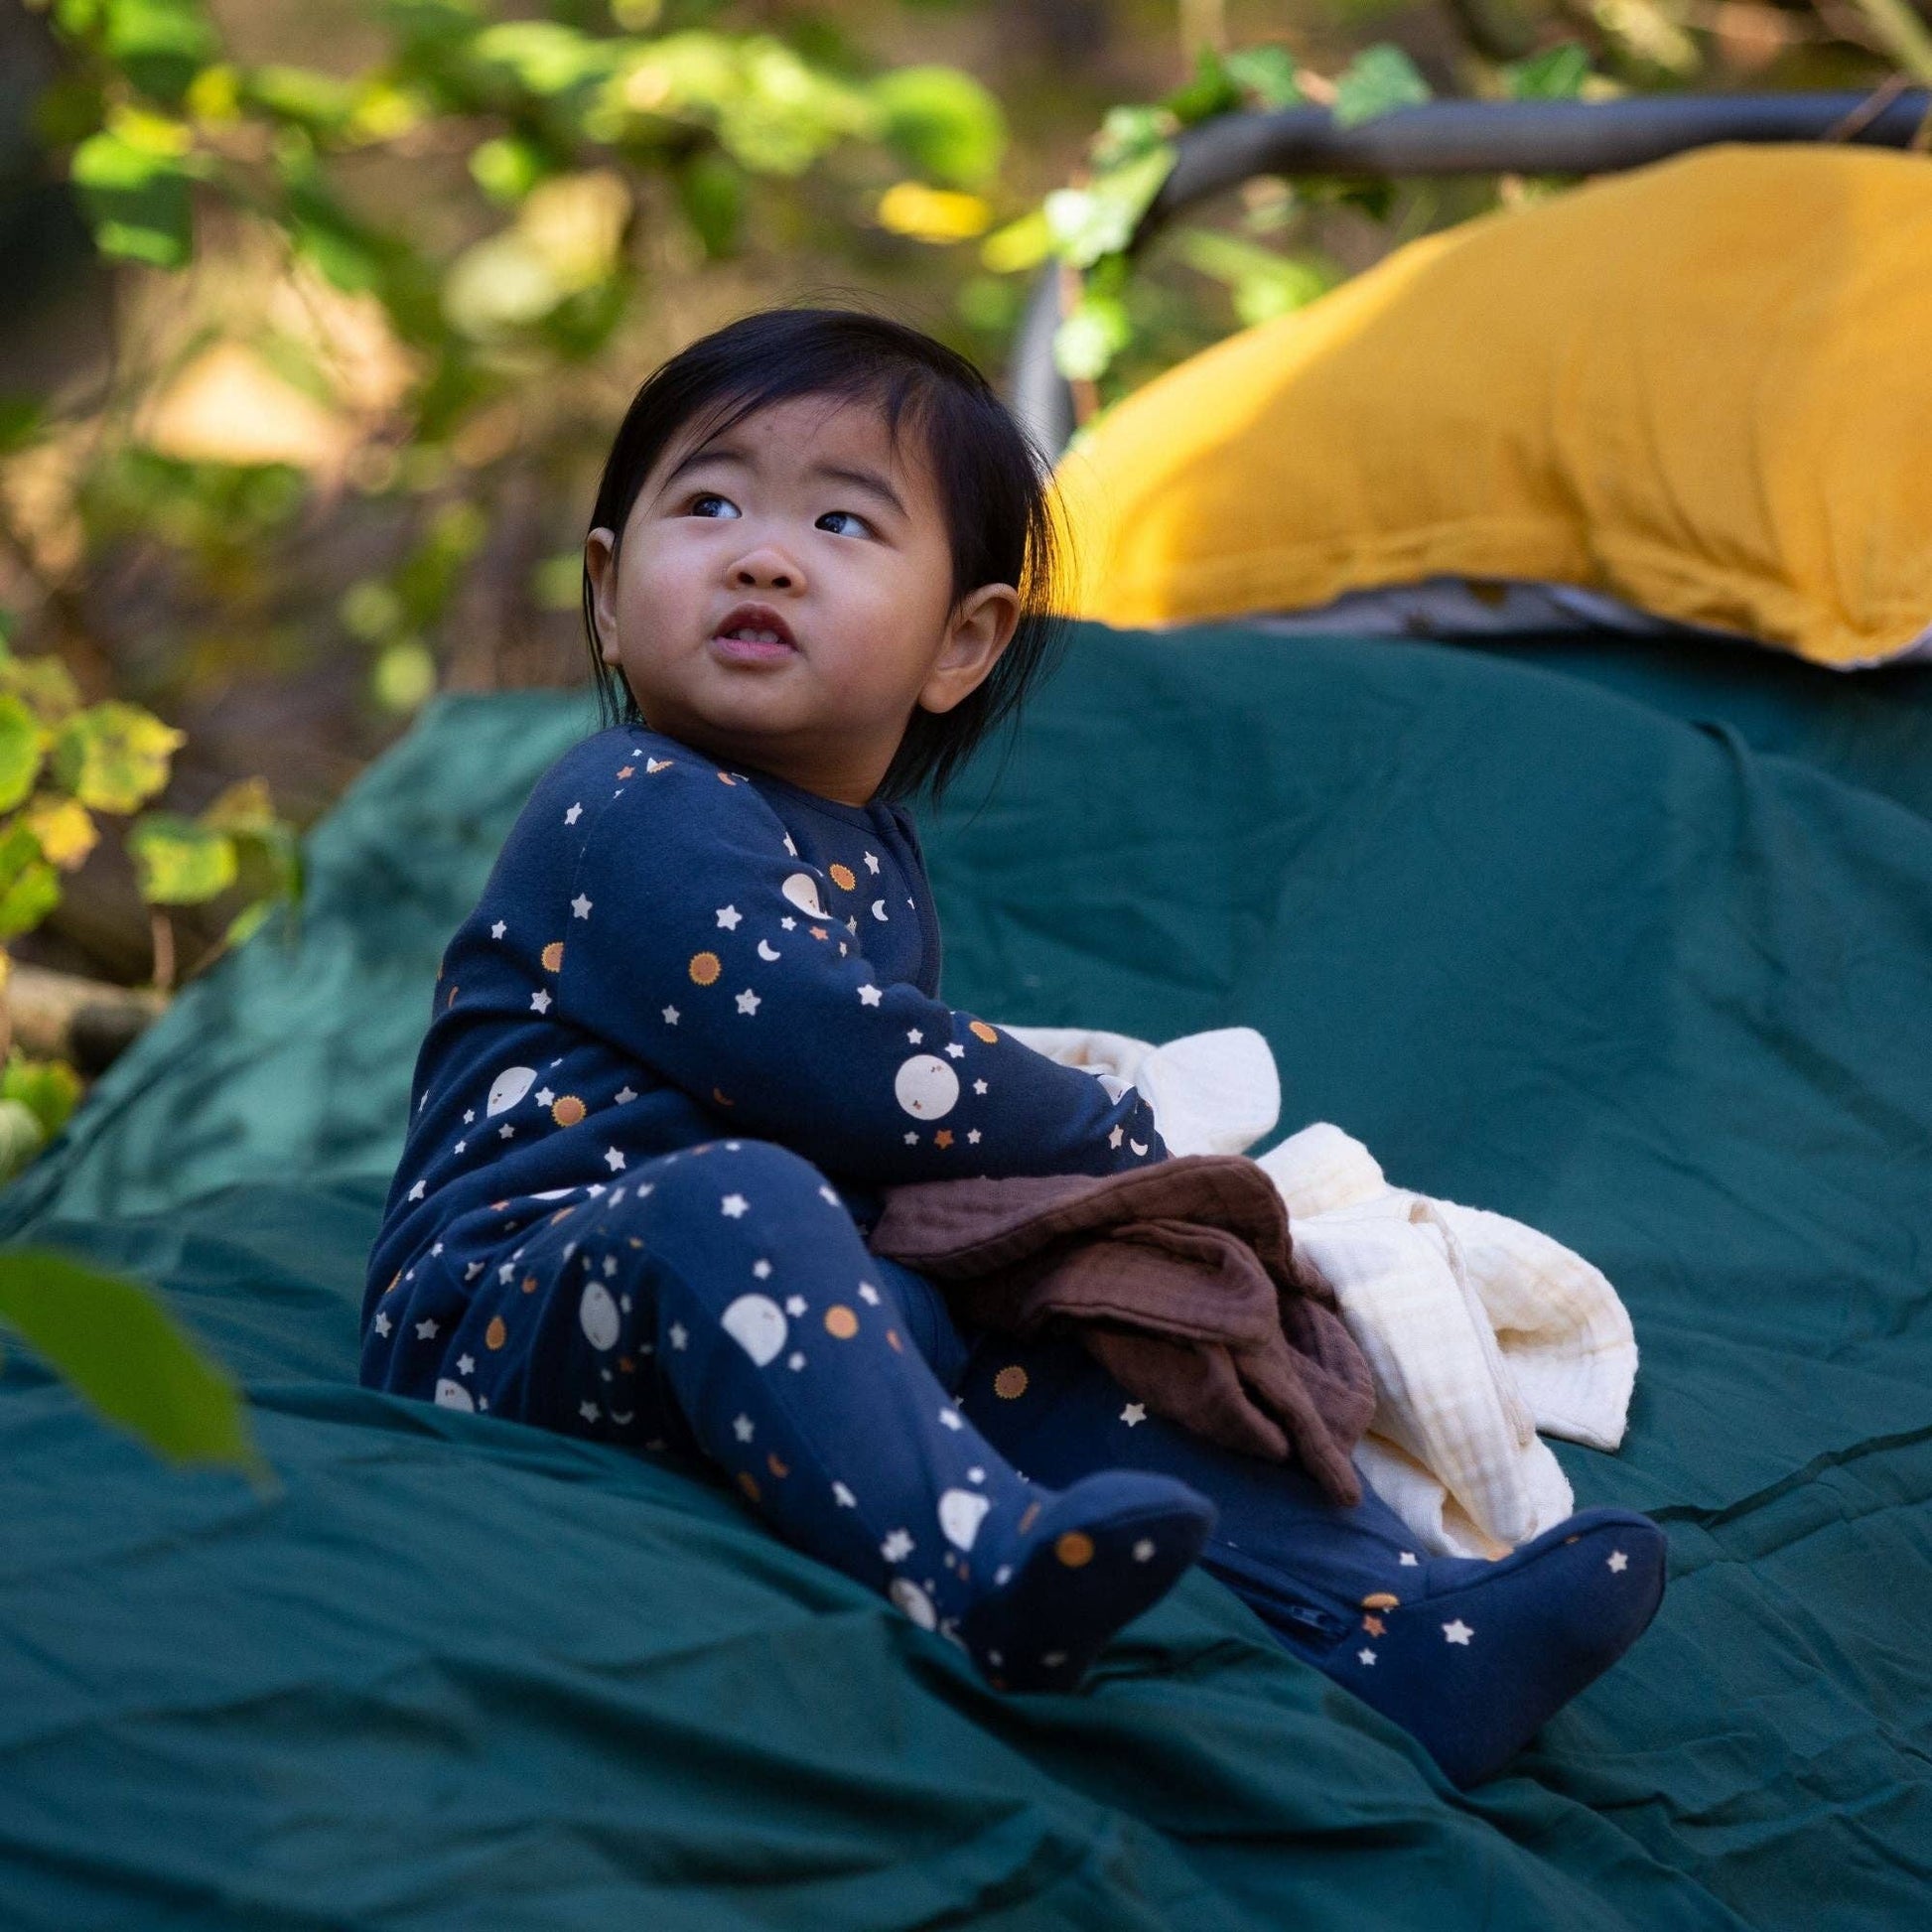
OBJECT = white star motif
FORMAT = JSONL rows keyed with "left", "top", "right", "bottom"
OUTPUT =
{"left": 465, "top": 1261, "right": 483, "bottom": 1281}
{"left": 457, "top": 1354, "right": 476, "bottom": 1375}
{"left": 605, "top": 1146, "right": 625, "bottom": 1171}
{"left": 579, "top": 1400, "right": 601, "bottom": 1423}
{"left": 1108, "top": 1125, "right": 1124, "bottom": 1149}
{"left": 881, "top": 1529, "right": 914, "bottom": 1563}
{"left": 832, "top": 1481, "right": 856, "bottom": 1508}
{"left": 373, "top": 1311, "right": 392, "bottom": 1336}
{"left": 846, "top": 916, "right": 858, "bottom": 933}
{"left": 782, "top": 835, "right": 796, "bottom": 856}
{"left": 787, "top": 1351, "right": 805, "bottom": 1370}
{"left": 945, "top": 1043, "right": 965, "bottom": 1059}
{"left": 453, "top": 1139, "right": 468, "bottom": 1154}
{"left": 785, "top": 1296, "right": 807, "bottom": 1316}
{"left": 733, "top": 1414, "right": 755, "bottom": 1443}
{"left": 464, "top": 1109, "right": 476, "bottom": 1124}
{"left": 661, "top": 1007, "right": 679, "bottom": 1025}
{"left": 1399, "top": 1552, "right": 1420, "bottom": 1566}
{"left": 669, "top": 1322, "right": 688, "bottom": 1350}
{"left": 603, "top": 1255, "right": 619, "bottom": 1277}
{"left": 1607, "top": 1549, "right": 1629, "bottom": 1573}
{"left": 965, "top": 1130, "right": 980, "bottom": 1145}
{"left": 858, "top": 1283, "right": 880, "bottom": 1305}
{"left": 497, "top": 1123, "right": 515, "bottom": 1140}
{"left": 906, "top": 1028, "right": 922, "bottom": 1043}
{"left": 753, "top": 1259, "right": 772, "bottom": 1279}
{"left": 903, "top": 1131, "right": 918, "bottom": 1145}
{"left": 571, "top": 894, "right": 592, "bottom": 918}
{"left": 780, "top": 916, "right": 796, "bottom": 929}
{"left": 490, "top": 919, "right": 506, "bottom": 938}
{"left": 938, "top": 1408, "right": 963, "bottom": 1431}
{"left": 1121, "top": 1403, "right": 1147, "bottom": 1427}
{"left": 499, "top": 1263, "right": 515, "bottom": 1283}
{"left": 564, "top": 802, "right": 583, "bottom": 825}
{"left": 735, "top": 988, "right": 760, "bottom": 1016}
{"left": 535, "top": 1087, "right": 555, "bottom": 1107}
{"left": 716, "top": 904, "right": 743, "bottom": 929}
{"left": 857, "top": 984, "right": 882, "bottom": 1006}
{"left": 818, "top": 1185, "right": 840, "bottom": 1207}
{"left": 1132, "top": 1539, "right": 1157, "bottom": 1563}
{"left": 1358, "top": 1648, "right": 1377, "bottom": 1666}
{"left": 529, "top": 990, "right": 552, "bottom": 1014}
{"left": 431, "top": 1242, "right": 444, "bottom": 1256}
{"left": 721, "top": 1193, "right": 749, "bottom": 1218}
{"left": 973, "top": 1079, "right": 987, "bottom": 1095}
{"left": 1443, "top": 1619, "right": 1474, "bottom": 1645}
{"left": 415, "top": 1317, "right": 439, "bottom": 1340}
{"left": 616, "top": 1085, "right": 637, "bottom": 1104}
{"left": 407, "top": 1178, "right": 425, "bottom": 1200}
{"left": 864, "top": 852, "right": 880, "bottom": 872}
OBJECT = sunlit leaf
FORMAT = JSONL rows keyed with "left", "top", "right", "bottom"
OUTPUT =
{"left": 0, "top": 696, "right": 45, "bottom": 813}
{"left": 1331, "top": 45, "right": 1433, "bottom": 128}
{"left": 1043, "top": 143, "right": 1173, "bottom": 267}
{"left": 21, "top": 793, "right": 98, "bottom": 871}
{"left": 1225, "top": 45, "right": 1307, "bottom": 109}
{"left": 372, "top": 638, "right": 437, "bottom": 712}
{"left": 0, "top": 822, "right": 62, "bottom": 941}
{"left": 1502, "top": 43, "right": 1595, "bottom": 98}
{"left": 980, "top": 207, "right": 1049, "bottom": 274}
{"left": 0, "top": 1248, "right": 267, "bottom": 1479}
{"left": 0, "top": 1099, "right": 45, "bottom": 1184}
{"left": 51, "top": 702, "right": 185, "bottom": 815}
{"left": 1052, "top": 292, "right": 1132, "bottom": 381}
{"left": 470, "top": 133, "right": 549, "bottom": 203}
{"left": 100, "top": 0, "right": 220, "bottom": 106}
{"left": 0, "top": 1052, "right": 84, "bottom": 1145}
{"left": 127, "top": 812, "right": 237, "bottom": 904}
{"left": 876, "top": 181, "right": 991, "bottom": 243}
{"left": 674, "top": 149, "right": 744, "bottom": 257}
{"left": 872, "top": 65, "right": 1006, "bottom": 190}
{"left": 70, "top": 124, "right": 195, "bottom": 267}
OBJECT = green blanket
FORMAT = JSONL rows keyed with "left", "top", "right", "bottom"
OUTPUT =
{"left": 3, "top": 622, "right": 1928, "bottom": 1929}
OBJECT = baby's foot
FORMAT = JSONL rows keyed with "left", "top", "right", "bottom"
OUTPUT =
{"left": 955, "top": 1470, "right": 1217, "bottom": 1693}
{"left": 1292, "top": 1505, "right": 1667, "bottom": 1786}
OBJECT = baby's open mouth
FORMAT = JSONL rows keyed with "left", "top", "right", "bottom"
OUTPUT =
{"left": 712, "top": 604, "right": 797, "bottom": 658}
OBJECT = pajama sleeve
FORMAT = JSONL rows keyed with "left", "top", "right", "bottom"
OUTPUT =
{"left": 554, "top": 759, "right": 1168, "bottom": 1183}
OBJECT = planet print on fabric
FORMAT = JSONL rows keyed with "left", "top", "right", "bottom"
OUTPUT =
{"left": 829, "top": 863, "right": 857, "bottom": 892}
{"left": 689, "top": 951, "right": 722, "bottom": 985}
{"left": 551, "top": 1095, "right": 586, "bottom": 1126}
{"left": 890, "top": 1578, "right": 937, "bottom": 1629}
{"left": 722, "top": 1293, "right": 787, "bottom": 1366}
{"left": 580, "top": 1282, "right": 621, "bottom": 1350}
{"left": 968, "top": 1021, "right": 999, "bottom": 1043}
{"left": 780, "top": 873, "right": 827, "bottom": 917}
{"left": 938, "top": 1488, "right": 991, "bottom": 1551}
{"left": 541, "top": 941, "right": 564, "bottom": 971}
{"left": 486, "top": 1065, "right": 536, "bottom": 1115}
{"left": 895, "top": 1054, "right": 959, "bottom": 1120}
{"left": 434, "top": 1379, "right": 475, "bottom": 1411}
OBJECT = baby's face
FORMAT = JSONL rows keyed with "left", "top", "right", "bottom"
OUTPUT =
{"left": 587, "top": 392, "right": 1014, "bottom": 806}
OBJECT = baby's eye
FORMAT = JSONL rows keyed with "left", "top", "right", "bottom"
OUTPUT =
{"left": 689, "top": 492, "right": 740, "bottom": 519}
{"left": 811, "top": 509, "right": 873, "bottom": 540}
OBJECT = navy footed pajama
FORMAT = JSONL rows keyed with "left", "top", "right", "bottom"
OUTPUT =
{"left": 362, "top": 722, "right": 1664, "bottom": 1758}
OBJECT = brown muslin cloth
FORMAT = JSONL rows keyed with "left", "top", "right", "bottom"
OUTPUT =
{"left": 868, "top": 1154, "right": 1376, "bottom": 1505}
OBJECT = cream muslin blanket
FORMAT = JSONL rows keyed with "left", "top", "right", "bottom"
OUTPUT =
{"left": 997, "top": 1024, "right": 1638, "bottom": 1558}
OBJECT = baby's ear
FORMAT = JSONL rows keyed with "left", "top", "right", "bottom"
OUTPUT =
{"left": 585, "top": 527, "right": 621, "bottom": 657}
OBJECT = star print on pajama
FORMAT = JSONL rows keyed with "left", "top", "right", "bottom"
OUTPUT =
{"left": 956, "top": 1331, "right": 1669, "bottom": 1786}
{"left": 360, "top": 726, "right": 1199, "bottom": 1691}
{"left": 366, "top": 1137, "right": 1213, "bottom": 1689}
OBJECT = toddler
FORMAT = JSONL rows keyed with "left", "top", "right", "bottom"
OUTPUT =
{"left": 363, "top": 307, "right": 1665, "bottom": 1777}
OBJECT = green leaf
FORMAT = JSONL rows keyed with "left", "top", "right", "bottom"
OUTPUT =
{"left": 1088, "top": 104, "right": 1175, "bottom": 172}
{"left": 240, "top": 63, "right": 357, "bottom": 136}
{"left": 1501, "top": 43, "right": 1594, "bottom": 99}
{"left": 101, "top": 0, "right": 220, "bottom": 106}
{"left": 51, "top": 701, "right": 186, "bottom": 814}
{"left": 0, "top": 1247, "right": 267, "bottom": 1479}
{"left": 0, "top": 694, "right": 45, "bottom": 812}
{"left": 871, "top": 65, "right": 1006, "bottom": 190}
{"left": 1052, "top": 292, "right": 1133, "bottom": 382}
{"left": 69, "top": 127, "right": 195, "bottom": 268}
{"left": 674, "top": 149, "right": 744, "bottom": 257}
{"left": 0, "top": 1051, "right": 83, "bottom": 1145}
{"left": 470, "top": 133, "right": 550, "bottom": 204}
{"left": 1332, "top": 45, "right": 1433, "bottom": 129}
{"left": 1225, "top": 45, "right": 1307, "bottom": 109}
{"left": 0, "top": 1098, "right": 46, "bottom": 1184}
{"left": 1043, "top": 143, "right": 1174, "bottom": 268}
{"left": 469, "top": 20, "right": 619, "bottom": 97}
{"left": 1164, "top": 45, "right": 1243, "bottom": 126}
{"left": 0, "top": 822, "right": 62, "bottom": 941}
{"left": 127, "top": 812, "right": 238, "bottom": 904}
{"left": 1173, "top": 228, "right": 1338, "bottom": 326}
{"left": 0, "top": 398, "right": 44, "bottom": 457}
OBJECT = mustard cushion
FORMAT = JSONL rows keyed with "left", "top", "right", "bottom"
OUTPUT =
{"left": 1055, "top": 144, "right": 1932, "bottom": 667}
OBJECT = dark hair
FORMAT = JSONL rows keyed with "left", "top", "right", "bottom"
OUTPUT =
{"left": 581, "top": 305, "right": 1069, "bottom": 809}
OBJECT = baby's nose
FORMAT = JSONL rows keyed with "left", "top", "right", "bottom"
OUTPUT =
{"left": 734, "top": 551, "right": 797, "bottom": 591}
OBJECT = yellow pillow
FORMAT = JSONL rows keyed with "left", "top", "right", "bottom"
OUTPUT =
{"left": 1055, "top": 144, "right": 1932, "bottom": 667}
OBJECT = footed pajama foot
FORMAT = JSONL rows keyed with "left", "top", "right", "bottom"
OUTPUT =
{"left": 954, "top": 1471, "right": 1217, "bottom": 1693}
{"left": 1264, "top": 1504, "right": 1667, "bottom": 1787}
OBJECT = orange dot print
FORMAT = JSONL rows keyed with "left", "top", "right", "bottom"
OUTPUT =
{"left": 824, "top": 1306, "right": 859, "bottom": 1339}
{"left": 968, "top": 1020, "right": 999, "bottom": 1043}
{"left": 1055, "top": 1532, "right": 1095, "bottom": 1569}
{"left": 994, "top": 1365, "right": 1030, "bottom": 1400}
{"left": 386, "top": 1271, "right": 401, "bottom": 1295}
{"left": 886, "top": 1328, "right": 903, "bottom": 1352}
{"left": 551, "top": 1095, "right": 586, "bottom": 1127}
{"left": 446, "top": 984, "right": 459, "bottom": 1008}
{"left": 541, "top": 940, "right": 564, "bottom": 972}
{"left": 766, "top": 1451, "right": 790, "bottom": 1478}
{"left": 617, "top": 765, "right": 634, "bottom": 778}
{"left": 829, "top": 863, "right": 857, "bottom": 892}
{"left": 689, "top": 951, "right": 722, "bottom": 985}
{"left": 738, "top": 1470, "right": 760, "bottom": 1500}
{"left": 521, "top": 1275, "right": 538, "bottom": 1294}
{"left": 712, "top": 1087, "right": 735, "bottom": 1108}
{"left": 485, "top": 1315, "right": 507, "bottom": 1350}
{"left": 1360, "top": 1591, "right": 1401, "bottom": 1611}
